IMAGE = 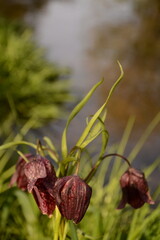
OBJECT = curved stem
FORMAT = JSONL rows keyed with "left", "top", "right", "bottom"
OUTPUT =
{"left": 101, "top": 153, "right": 131, "bottom": 167}
{"left": 84, "top": 153, "right": 131, "bottom": 183}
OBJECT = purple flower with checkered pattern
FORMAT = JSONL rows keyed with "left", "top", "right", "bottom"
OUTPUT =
{"left": 54, "top": 175, "right": 92, "bottom": 223}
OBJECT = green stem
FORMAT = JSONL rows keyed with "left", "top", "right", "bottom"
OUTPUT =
{"left": 53, "top": 208, "right": 62, "bottom": 240}
{"left": 69, "top": 221, "right": 78, "bottom": 240}
{"left": 102, "top": 153, "right": 131, "bottom": 167}
{"left": 61, "top": 146, "right": 82, "bottom": 176}
{"left": 62, "top": 221, "right": 68, "bottom": 240}
{"left": 74, "top": 148, "right": 82, "bottom": 175}
{"left": 85, "top": 153, "right": 131, "bottom": 183}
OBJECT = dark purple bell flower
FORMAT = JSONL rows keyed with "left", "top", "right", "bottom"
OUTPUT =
{"left": 9, "top": 154, "right": 34, "bottom": 191}
{"left": 117, "top": 167, "right": 155, "bottom": 209}
{"left": 24, "top": 155, "right": 57, "bottom": 216}
{"left": 10, "top": 154, "right": 57, "bottom": 216}
{"left": 24, "top": 155, "right": 57, "bottom": 195}
{"left": 54, "top": 175, "right": 92, "bottom": 224}
{"left": 31, "top": 178, "right": 56, "bottom": 217}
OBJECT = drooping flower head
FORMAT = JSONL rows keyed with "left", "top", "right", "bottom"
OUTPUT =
{"left": 24, "top": 155, "right": 57, "bottom": 195}
{"left": 9, "top": 154, "right": 34, "bottom": 191}
{"left": 54, "top": 175, "right": 92, "bottom": 224}
{"left": 117, "top": 167, "right": 155, "bottom": 209}
{"left": 10, "top": 154, "right": 57, "bottom": 216}
{"left": 24, "top": 155, "right": 57, "bottom": 216}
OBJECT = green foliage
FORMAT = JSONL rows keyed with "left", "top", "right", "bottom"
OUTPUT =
{"left": 79, "top": 121, "right": 160, "bottom": 240}
{"left": 0, "top": 63, "right": 160, "bottom": 239}
{"left": 0, "top": 18, "right": 72, "bottom": 135}
{"left": 0, "top": 121, "right": 160, "bottom": 239}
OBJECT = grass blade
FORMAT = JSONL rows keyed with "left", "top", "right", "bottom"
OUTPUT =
{"left": 76, "top": 62, "right": 123, "bottom": 148}
{"left": 61, "top": 79, "right": 104, "bottom": 158}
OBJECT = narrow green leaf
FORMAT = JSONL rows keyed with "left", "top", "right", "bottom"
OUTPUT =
{"left": 144, "top": 156, "right": 160, "bottom": 177}
{"left": 62, "top": 156, "right": 77, "bottom": 164}
{"left": 43, "top": 136, "right": 57, "bottom": 152}
{"left": 99, "top": 128, "right": 109, "bottom": 158}
{"left": 16, "top": 150, "right": 30, "bottom": 162}
{"left": 0, "top": 141, "right": 36, "bottom": 151}
{"left": 43, "top": 136, "right": 59, "bottom": 162}
{"left": 0, "top": 118, "right": 36, "bottom": 173}
{"left": 127, "top": 210, "right": 139, "bottom": 240}
{"left": 80, "top": 110, "right": 107, "bottom": 149}
{"left": 14, "top": 190, "right": 38, "bottom": 223}
{"left": 109, "top": 116, "right": 135, "bottom": 180}
{"left": 61, "top": 79, "right": 104, "bottom": 158}
{"left": 128, "top": 112, "right": 160, "bottom": 162}
{"left": 76, "top": 61, "right": 123, "bottom": 147}
{"left": 0, "top": 165, "right": 15, "bottom": 183}
{"left": 127, "top": 207, "right": 160, "bottom": 240}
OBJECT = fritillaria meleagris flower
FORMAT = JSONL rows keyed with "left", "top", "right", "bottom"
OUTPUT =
{"left": 10, "top": 154, "right": 57, "bottom": 216}
{"left": 9, "top": 154, "right": 34, "bottom": 191}
{"left": 24, "top": 155, "right": 57, "bottom": 216}
{"left": 54, "top": 175, "right": 92, "bottom": 224}
{"left": 117, "top": 167, "right": 155, "bottom": 209}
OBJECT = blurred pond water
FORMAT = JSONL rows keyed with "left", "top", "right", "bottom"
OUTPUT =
{"left": 0, "top": 0, "right": 159, "bottom": 170}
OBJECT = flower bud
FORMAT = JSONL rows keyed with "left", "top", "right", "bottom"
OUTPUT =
{"left": 54, "top": 175, "right": 92, "bottom": 223}
{"left": 117, "top": 167, "right": 155, "bottom": 209}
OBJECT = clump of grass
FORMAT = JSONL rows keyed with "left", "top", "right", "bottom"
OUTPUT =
{"left": 1, "top": 122, "right": 160, "bottom": 240}
{"left": 79, "top": 116, "right": 160, "bottom": 240}
{"left": 0, "top": 63, "right": 160, "bottom": 239}
{"left": 0, "top": 18, "right": 72, "bottom": 136}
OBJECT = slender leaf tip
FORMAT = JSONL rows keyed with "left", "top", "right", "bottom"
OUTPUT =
{"left": 117, "top": 60, "right": 124, "bottom": 78}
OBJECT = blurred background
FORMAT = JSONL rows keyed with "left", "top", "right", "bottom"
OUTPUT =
{"left": 0, "top": 1, "right": 160, "bottom": 239}
{"left": 0, "top": 0, "right": 159, "bottom": 168}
